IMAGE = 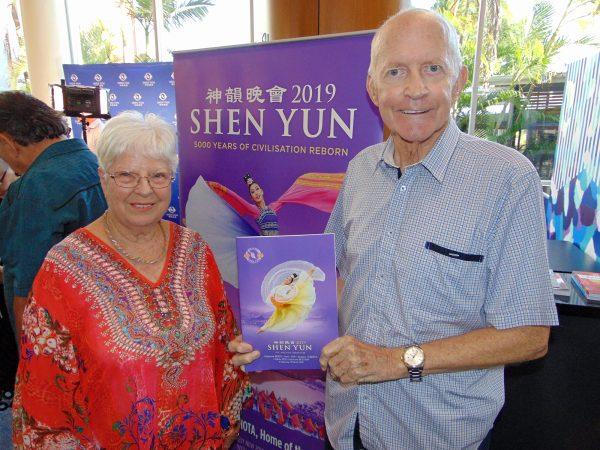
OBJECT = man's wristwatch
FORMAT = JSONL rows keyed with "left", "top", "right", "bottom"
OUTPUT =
{"left": 402, "top": 345, "right": 425, "bottom": 382}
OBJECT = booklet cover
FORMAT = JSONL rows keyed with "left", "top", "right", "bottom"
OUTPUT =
{"left": 236, "top": 233, "right": 338, "bottom": 371}
{"left": 571, "top": 271, "right": 600, "bottom": 302}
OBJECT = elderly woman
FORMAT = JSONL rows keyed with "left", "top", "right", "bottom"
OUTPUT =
{"left": 13, "top": 112, "right": 247, "bottom": 449}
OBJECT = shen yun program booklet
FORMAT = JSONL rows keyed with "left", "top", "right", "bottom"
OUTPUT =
{"left": 236, "top": 233, "right": 338, "bottom": 372}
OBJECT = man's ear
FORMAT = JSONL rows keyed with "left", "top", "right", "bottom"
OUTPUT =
{"left": 0, "top": 132, "right": 19, "bottom": 161}
{"left": 366, "top": 75, "right": 379, "bottom": 107}
{"left": 0, "top": 132, "right": 15, "bottom": 149}
{"left": 453, "top": 66, "right": 468, "bottom": 102}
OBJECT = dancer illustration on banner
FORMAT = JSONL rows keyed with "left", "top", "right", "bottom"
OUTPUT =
{"left": 185, "top": 172, "right": 343, "bottom": 287}
{"left": 244, "top": 173, "right": 279, "bottom": 236}
{"left": 258, "top": 261, "right": 324, "bottom": 333}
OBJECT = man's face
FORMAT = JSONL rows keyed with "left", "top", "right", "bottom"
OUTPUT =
{"left": 367, "top": 15, "right": 467, "bottom": 148}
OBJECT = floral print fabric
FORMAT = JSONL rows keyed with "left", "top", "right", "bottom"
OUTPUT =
{"left": 13, "top": 224, "right": 246, "bottom": 449}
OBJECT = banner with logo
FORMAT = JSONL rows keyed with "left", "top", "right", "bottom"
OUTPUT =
{"left": 63, "top": 63, "right": 180, "bottom": 223}
{"left": 174, "top": 33, "right": 382, "bottom": 449}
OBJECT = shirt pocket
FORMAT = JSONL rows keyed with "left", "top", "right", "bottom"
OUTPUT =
{"left": 420, "top": 241, "right": 487, "bottom": 315}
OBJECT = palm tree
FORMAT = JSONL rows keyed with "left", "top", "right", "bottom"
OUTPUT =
{"left": 495, "top": 1, "right": 598, "bottom": 137}
{"left": 434, "top": 0, "right": 502, "bottom": 86}
{"left": 435, "top": 0, "right": 598, "bottom": 152}
{"left": 80, "top": 21, "right": 121, "bottom": 64}
{"left": 118, "top": 0, "right": 213, "bottom": 59}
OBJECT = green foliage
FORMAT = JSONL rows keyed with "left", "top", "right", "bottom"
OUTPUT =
{"left": 435, "top": 0, "right": 599, "bottom": 87}
{"left": 118, "top": 0, "right": 213, "bottom": 31}
{"left": 498, "top": 1, "right": 560, "bottom": 85}
{"left": 454, "top": 88, "right": 521, "bottom": 133}
{"left": 117, "top": 0, "right": 213, "bottom": 60}
{"left": 134, "top": 53, "right": 155, "bottom": 62}
{"left": 434, "top": 0, "right": 501, "bottom": 87}
{"left": 8, "top": 54, "right": 29, "bottom": 92}
{"left": 434, "top": 0, "right": 599, "bottom": 177}
{"left": 163, "top": 0, "right": 212, "bottom": 29}
{"left": 80, "top": 21, "right": 121, "bottom": 64}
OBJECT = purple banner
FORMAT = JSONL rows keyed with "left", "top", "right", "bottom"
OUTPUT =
{"left": 237, "top": 371, "right": 326, "bottom": 450}
{"left": 63, "top": 63, "right": 181, "bottom": 223}
{"left": 173, "top": 32, "right": 381, "bottom": 449}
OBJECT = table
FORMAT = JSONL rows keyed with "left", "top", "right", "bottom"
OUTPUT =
{"left": 491, "top": 240, "right": 600, "bottom": 449}
{"left": 546, "top": 239, "right": 600, "bottom": 274}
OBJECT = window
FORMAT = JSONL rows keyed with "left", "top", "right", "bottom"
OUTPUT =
{"left": 1, "top": 0, "right": 28, "bottom": 91}
{"left": 65, "top": 0, "right": 252, "bottom": 64}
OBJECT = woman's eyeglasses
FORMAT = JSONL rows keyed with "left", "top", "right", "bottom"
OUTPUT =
{"left": 108, "top": 171, "right": 174, "bottom": 189}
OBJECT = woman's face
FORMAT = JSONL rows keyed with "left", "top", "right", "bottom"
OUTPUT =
{"left": 249, "top": 183, "right": 264, "bottom": 204}
{"left": 100, "top": 151, "right": 172, "bottom": 232}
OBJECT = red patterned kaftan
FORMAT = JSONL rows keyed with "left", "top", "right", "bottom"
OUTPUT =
{"left": 13, "top": 223, "right": 247, "bottom": 449}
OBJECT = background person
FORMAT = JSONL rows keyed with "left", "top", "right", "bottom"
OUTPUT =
{"left": 0, "top": 91, "right": 107, "bottom": 342}
{"left": 12, "top": 111, "right": 247, "bottom": 449}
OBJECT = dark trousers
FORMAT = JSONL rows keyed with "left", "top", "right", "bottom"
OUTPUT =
{"left": 0, "top": 285, "right": 18, "bottom": 411}
{"left": 325, "top": 417, "right": 493, "bottom": 450}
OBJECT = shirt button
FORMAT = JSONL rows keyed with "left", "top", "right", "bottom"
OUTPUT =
{"left": 400, "top": 185, "right": 407, "bottom": 192}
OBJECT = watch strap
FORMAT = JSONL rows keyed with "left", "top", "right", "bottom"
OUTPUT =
{"left": 408, "top": 366, "right": 423, "bottom": 382}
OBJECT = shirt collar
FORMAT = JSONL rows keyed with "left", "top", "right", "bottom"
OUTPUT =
{"left": 378, "top": 120, "right": 461, "bottom": 183}
{"left": 380, "top": 137, "right": 398, "bottom": 168}
{"left": 27, "top": 138, "right": 89, "bottom": 172}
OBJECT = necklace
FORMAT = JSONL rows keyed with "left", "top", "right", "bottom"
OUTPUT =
{"left": 103, "top": 212, "right": 166, "bottom": 265}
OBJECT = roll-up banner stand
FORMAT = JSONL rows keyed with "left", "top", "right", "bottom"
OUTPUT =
{"left": 63, "top": 62, "right": 181, "bottom": 224}
{"left": 174, "top": 32, "right": 382, "bottom": 450}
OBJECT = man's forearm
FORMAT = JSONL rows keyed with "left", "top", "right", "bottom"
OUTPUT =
{"left": 323, "top": 324, "right": 550, "bottom": 385}
{"left": 13, "top": 295, "right": 28, "bottom": 342}
{"left": 411, "top": 325, "right": 550, "bottom": 377}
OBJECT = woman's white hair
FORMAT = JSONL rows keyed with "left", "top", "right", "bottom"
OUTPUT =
{"left": 96, "top": 111, "right": 178, "bottom": 173}
{"left": 368, "top": 8, "right": 463, "bottom": 83}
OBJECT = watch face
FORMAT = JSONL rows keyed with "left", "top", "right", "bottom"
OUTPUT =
{"left": 404, "top": 346, "right": 424, "bottom": 367}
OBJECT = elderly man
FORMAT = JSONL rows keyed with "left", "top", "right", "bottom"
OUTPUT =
{"left": 0, "top": 91, "right": 107, "bottom": 341}
{"left": 231, "top": 8, "right": 558, "bottom": 450}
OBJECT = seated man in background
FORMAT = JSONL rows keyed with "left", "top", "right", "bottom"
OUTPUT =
{"left": 0, "top": 91, "right": 107, "bottom": 341}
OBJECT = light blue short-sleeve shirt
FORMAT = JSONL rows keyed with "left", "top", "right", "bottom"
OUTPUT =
{"left": 325, "top": 120, "right": 558, "bottom": 449}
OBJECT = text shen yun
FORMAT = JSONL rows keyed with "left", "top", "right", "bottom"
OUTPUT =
{"left": 189, "top": 107, "right": 358, "bottom": 139}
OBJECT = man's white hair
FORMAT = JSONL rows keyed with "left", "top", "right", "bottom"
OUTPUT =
{"left": 368, "top": 8, "right": 463, "bottom": 82}
{"left": 97, "top": 110, "right": 178, "bottom": 173}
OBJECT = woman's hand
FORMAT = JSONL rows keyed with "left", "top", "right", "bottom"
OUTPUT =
{"left": 228, "top": 335, "right": 260, "bottom": 368}
{"left": 223, "top": 423, "right": 240, "bottom": 449}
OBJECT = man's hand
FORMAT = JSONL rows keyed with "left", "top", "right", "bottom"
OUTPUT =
{"left": 228, "top": 335, "right": 260, "bottom": 368}
{"left": 319, "top": 336, "right": 406, "bottom": 384}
